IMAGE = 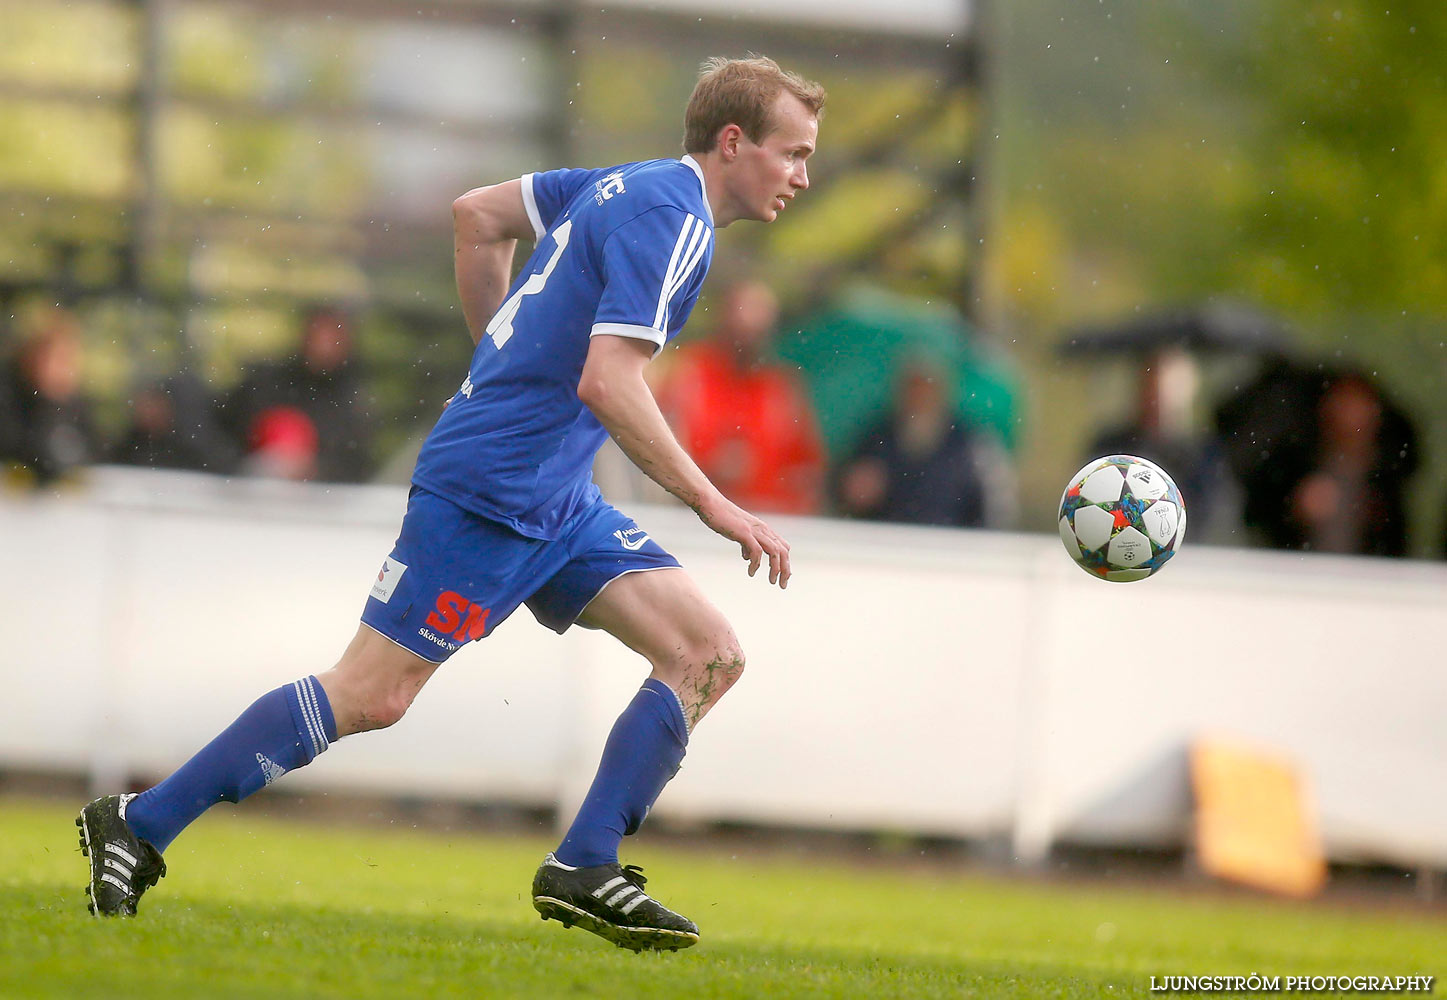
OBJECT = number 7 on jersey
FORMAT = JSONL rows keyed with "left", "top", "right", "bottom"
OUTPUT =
{"left": 486, "top": 220, "right": 573, "bottom": 350}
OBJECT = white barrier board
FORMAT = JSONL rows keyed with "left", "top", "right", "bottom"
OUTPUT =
{"left": 3, "top": 468, "right": 1444, "bottom": 867}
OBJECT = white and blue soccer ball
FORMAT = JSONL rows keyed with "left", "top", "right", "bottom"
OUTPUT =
{"left": 1057, "top": 455, "right": 1186, "bottom": 582}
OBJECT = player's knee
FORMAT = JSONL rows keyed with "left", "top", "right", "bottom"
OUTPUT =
{"left": 684, "top": 629, "right": 746, "bottom": 700}
{"left": 717, "top": 631, "right": 746, "bottom": 680}
{"left": 320, "top": 641, "right": 436, "bottom": 737}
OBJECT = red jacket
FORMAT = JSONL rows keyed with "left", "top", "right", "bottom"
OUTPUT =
{"left": 658, "top": 342, "right": 825, "bottom": 515}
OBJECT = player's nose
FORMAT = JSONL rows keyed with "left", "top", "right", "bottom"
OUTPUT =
{"left": 791, "top": 162, "right": 809, "bottom": 190}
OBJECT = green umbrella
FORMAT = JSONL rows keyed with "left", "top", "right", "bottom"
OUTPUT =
{"left": 777, "top": 285, "right": 1021, "bottom": 458}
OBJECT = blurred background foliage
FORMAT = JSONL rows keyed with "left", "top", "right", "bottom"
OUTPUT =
{"left": 1, "top": 0, "right": 1443, "bottom": 550}
{"left": 990, "top": 0, "right": 1446, "bottom": 547}
{"left": 0, "top": 0, "right": 975, "bottom": 472}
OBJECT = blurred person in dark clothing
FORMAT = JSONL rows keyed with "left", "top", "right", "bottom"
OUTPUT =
{"left": 1217, "top": 362, "right": 1416, "bottom": 556}
{"left": 1287, "top": 371, "right": 1416, "bottom": 556}
{"left": 1215, "top": 355, "right": 1321, "bottom": 548}
{"left": 1088, "top": 348, "right": 1238, "bottom": 542}
{"left": 833, "top": 356, "right": 996, "bottom": 528}
{"left": 655, "top": 279, "right": 825, "bottom": 514}
{"left": 112, "top": 372, "right": 241, "bottom": 474}
{"left": 0, "top": 307, "right": 102, "bottom": 487}
{"left": 225, "top": 307, "right": 375, "bottom": 482}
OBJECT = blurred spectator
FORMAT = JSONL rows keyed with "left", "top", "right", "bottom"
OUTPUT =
{"left": 112, "top": 371, "right": 241, "bottom": 474}
{"left": 1088, "top": 348, "right": 1239, "bottom": 542}
{"left": 0, "top": 306, "right": 102, "bottom": 487}
{"left": 655, "top": 280, "right": 825, "bottom": 514}
{"left": 1215, "top": 355, "right": 1321, "bottom": 548}
{"left": 224, "top": 306, "right": 375, "bottom": 482}
{"left": 1217, "top": 363, "right": 1416, "bottom": 556}
{"left": 833, "top": 355, "right": 1002, "bottom": 528}
{"left": 1287, "top": 371, "right": 1416, "bottom": 556}
{"left": 243, "top": 406, "right": 320, "bottom": 481}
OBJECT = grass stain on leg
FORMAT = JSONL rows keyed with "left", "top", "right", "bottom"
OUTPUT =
{"left": 683, "top": 654, "right": 744, "bottom": 729}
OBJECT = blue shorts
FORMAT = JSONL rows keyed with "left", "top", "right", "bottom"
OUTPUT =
{"left": 361, "top": 487, "right": 680, "bottom": 662}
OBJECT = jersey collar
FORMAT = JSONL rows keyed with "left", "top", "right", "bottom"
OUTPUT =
{"left": 680, "top": 155, "right": 714, "bottom": 226}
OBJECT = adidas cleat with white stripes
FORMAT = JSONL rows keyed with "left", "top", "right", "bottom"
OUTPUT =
{"left": 532, "top": 853, "right": 699, "bottom": 952}
{"left": 76, "top": 794, "right": 166, "bottom": 917}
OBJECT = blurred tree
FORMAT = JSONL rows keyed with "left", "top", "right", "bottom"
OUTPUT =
{"left": 989, "top": 0, "right": 1447, "bottom": 552}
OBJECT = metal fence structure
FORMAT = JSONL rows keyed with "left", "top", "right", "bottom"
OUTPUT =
{"left": 2, "top": 0, "right": 981, "bottom": 458}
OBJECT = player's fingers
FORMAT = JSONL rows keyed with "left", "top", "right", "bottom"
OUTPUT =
{"left": 759, "top": 520, "right": 789, "bottom": 549}
{"left": 742, "top": 537, "right": 763, "bottom": 577}
{"left": 759, "top": 531, "right": 790, "bottom": 588}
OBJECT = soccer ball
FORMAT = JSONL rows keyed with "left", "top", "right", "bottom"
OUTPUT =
{"left": 1058, "top": 455, "right": 1186, "bottom": 582}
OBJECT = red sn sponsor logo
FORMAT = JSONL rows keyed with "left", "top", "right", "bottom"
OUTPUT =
{"left": 425, "top": 591, "right": 490, "bottom": 642}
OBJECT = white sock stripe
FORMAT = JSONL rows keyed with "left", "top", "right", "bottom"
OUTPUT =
{"left": 105, "top": 843, "right": 138, "bottom": 867}
{"left": 290, "top": 681, "right": 315, "bottom": 756}
{"left": 591, "top": 876, "right": 628, "bottom": 899}
{"left": 99, "top": 872, "right": 129, "bottom": 892}
{"left": 619, "top": 893, "right": 651, "bottom": 915}
{"left": 294, "top": 678, "right": 329, "bottom": 756}
{"left": 300, "top": 676, "right": 329, "bottom": 753}
{"left": 291, "top": 681, "right": 321, "bottom": 757}
{"left": 305, "top": 677, "right": 330, "bottom": 752}
{"left": 605, "top": 886, "right": 638, "bottom": 907}
{"left": 104, "top": 857, "right": 134, "bottom": 880}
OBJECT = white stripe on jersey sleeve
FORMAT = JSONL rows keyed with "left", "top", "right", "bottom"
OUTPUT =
{"left": 652, "top": 214, "right": 699, "bottom": 331}
{"left": 665, "top": 223, "right": 711, "bottom": 307}
{"left": 590, "top": 322, "right": 667, "bottom": 357}
{"left": 520, "top": 173, "right": 545, "bottom": 240}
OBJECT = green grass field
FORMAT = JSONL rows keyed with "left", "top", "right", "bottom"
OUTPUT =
{"left": 1, "top": 798, "right": 1440, "bottom": 999}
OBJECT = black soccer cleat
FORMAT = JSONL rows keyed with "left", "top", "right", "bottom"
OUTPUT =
{"left": 532, "top": 853, "right": 699, "bottom": 952}
{"left": 76, "top": 794, "right": 167, "bottom": 917}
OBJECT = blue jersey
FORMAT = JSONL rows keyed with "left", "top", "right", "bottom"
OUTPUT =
{"left": 412, "top": 156, "right": 715, "bottom": 540}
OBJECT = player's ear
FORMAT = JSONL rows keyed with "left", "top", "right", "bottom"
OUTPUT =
{"left": 717, "top": 124, "right": 743, "bottom": 161}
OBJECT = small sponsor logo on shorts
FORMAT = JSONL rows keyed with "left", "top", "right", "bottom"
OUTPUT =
{"left": 614, "top": 526, "right": 650, "bottom": 551}
{"left": 424, "top": 590, "right": 490, "bottom": 643}
{"left": 370, "top": 557, "right": 408, "bottom": 604}
{"left": 417, "top": 627, "right": 460, "bottom": 652}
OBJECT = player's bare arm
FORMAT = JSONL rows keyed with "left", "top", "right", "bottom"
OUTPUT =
{"left": 578, "top": 334, "right": 792, "bottom": 588}
{"left": 452, "top": 179, "right": 535, "bottom": 345}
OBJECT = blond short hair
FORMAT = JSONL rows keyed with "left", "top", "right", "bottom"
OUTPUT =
{"left": 683, "top": 55, "right": 826, "bottom": 154}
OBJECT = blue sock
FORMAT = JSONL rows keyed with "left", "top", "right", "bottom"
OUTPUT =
{"left": 555, "top": 679, "right": 689, "bottom": 868}
{"left": 125, "top": 676, "right": 337, "bottom": 853}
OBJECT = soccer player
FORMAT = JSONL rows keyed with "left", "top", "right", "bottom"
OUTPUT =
{"left": 76, "top": 55, "right": 824, "bottom": 953}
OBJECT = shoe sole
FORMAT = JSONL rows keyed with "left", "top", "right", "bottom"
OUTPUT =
{"left": 74, "top": 810, "right": 102, "bottom": 918}
{"left": 533, "top": 896, "right": 698, "bottom": 952}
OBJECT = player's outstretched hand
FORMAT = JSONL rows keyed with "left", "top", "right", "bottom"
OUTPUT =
{"left": 697, "top": 496, "right": 791, "bottom": 589}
